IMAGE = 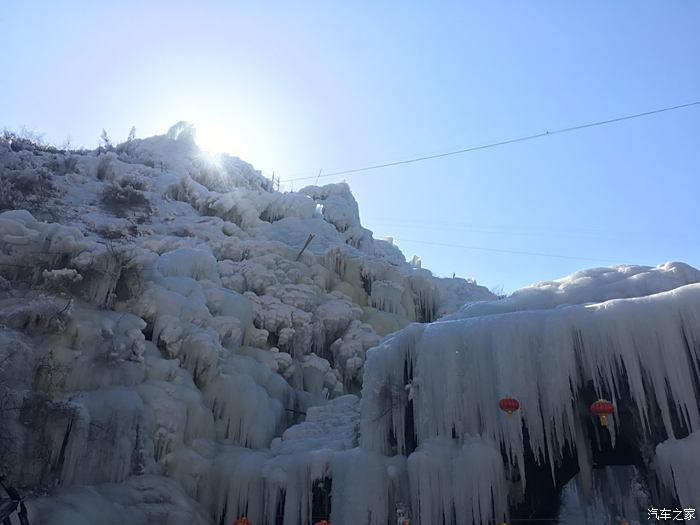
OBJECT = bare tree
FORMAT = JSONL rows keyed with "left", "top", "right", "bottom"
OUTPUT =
{"left": 60, "top": 136, "right": 73, "bottom": 152}
{"left": 100, "top": 129, "right": 112, "bottom": 150}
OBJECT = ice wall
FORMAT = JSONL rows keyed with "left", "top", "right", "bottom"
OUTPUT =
{"left": 359, "top": 284, "right": 700, "bottom": 522}
{"left": 1, "top": 130, "right": 496, "bottom": 525}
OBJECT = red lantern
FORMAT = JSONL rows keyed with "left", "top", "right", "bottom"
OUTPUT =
{"left": 314, "top": 521, "right": 330, "bottom": 525}
{"left": 590, "top": 399, "right": 614, "bottom": 427}
{"left": 234, "top": 518, "right": 252, "bottom": 525}
{"left": 499, "top": 396, "right": 520, "bottom": 418}
{"left": 401, "top": 521, "right": 411, "bottom": 525}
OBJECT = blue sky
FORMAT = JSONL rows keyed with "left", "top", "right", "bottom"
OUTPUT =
{"left": 2, "top": 1, "right": 699, "bottom": 292}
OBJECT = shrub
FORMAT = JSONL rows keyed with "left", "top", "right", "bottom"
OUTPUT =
{"left": 96, "top": 155, "right": 115, "bottom": 181}
{"left": 101, "top": 184, "right": 148, "bottom": 208}
{"left": 45, "top": 154, "right": 78, "bottom": 175}
{"left": 119, "top": 174, "right": 145, "bottom": 191}
{"left": 0, "top": 169, "right": 55, "bottom": 211}
{"left": 1, "top": 129, "right": 59, "bottom": 154}
{"left": 100, "top": 177, "right": 151, "bottom": 218}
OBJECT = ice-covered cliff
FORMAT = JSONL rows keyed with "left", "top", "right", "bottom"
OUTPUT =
{"left": 1, "top": 127, "right": 698, "bottom": 525}
{"left": 0, "top": 127, "right": 493, "bottom": 524}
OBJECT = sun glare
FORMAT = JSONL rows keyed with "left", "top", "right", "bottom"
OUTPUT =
{"left": 194, "top": 122, "right": 233, "bottom": 155}
{"left": 192, "top": 121, "right": 254, "bottom": 161}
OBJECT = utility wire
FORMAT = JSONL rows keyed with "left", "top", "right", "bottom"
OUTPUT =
{"left": 369, "top": 218, "right": 637, "bottom": 240}
{"left": 280, "top": 99, "right": 700, "bottom": 183}
{"left": 1, "top": 237, "right": 619, "bottom": 264}
{"left": 366, "top": 217, "right": 641, "bottom": 236}
{"left": 393, "top": 238, "right": 621, "bottom": 263}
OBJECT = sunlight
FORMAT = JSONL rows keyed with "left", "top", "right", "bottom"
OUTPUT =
{"left": 194, "top": 120, "right": 248, "bottom": 159}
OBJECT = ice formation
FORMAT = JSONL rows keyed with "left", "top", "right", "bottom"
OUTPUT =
{"left": 1, "top": 127, "right": 698, "bottom": 525}
{"left": 655, "top": 431, "right": 700, "bottom": 510}
{"left": 557, "top": 466, "right": 650, "bottom": 524}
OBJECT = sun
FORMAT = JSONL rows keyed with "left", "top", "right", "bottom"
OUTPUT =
{"left": 194, "top": 121, "right": 247, "bottom": 158}
{"left": 194, "top": 122, "right": 229, "bottom": 154}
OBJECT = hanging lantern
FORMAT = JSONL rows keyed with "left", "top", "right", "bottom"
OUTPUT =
{"left": 401, "top": 521, "right": 411, "bottom": 525}
{"left": 499, "top": 396, "right": 520, "bottom": 418}
{"left": 314, "top": 521, "right": 331, "bottom": 525}
{"left": 590, "top": 399, "right": 614, "bottom": 427}
{"left": 234, "top": 518, "right": 252, "bottom": 525}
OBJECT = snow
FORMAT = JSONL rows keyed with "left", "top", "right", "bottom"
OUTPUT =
{"left": 3, "top": 126, "right": 698, "bottom": 525}
{"left": 253, "top": 217, "right": 354, "bottom": 255}
{"left": 169, "top": 172, "right": 315, "bottom": 230}
{"left": 448, "top": 261, "right": 700, "bottom": 320}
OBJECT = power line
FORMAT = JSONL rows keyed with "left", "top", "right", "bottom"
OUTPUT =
{"left": 393, "top": 238, "right": 621, "bottom": 263}
{"left": 280, "top": 99, "right": 700, "bottom": 183}
{"left": 1, "top": 235, "right": 619, "bottom": 265}
{"left": 368, "top": 217, "right": 638, "bottom": 240}
{"left": 366, "top": 216, "right": 639, "bottom": 236}
{"left": 369, "top": 218, "right": 694, "bottom": 247}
